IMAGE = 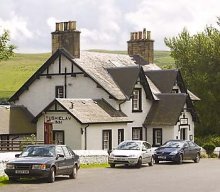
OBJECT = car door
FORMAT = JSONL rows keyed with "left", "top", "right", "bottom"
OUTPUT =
{"left": 62, "top": 146, "right": 74, "bottom": 174}
{"left": 183, "top": 142, "right": 191, "bottom": 160}
{"left": 55, "top": 146, "right": 67, "bottom": 175}
{"left": 188, "top": 141, "right": 198, "bottom": 159}
{"left": 142, "top": 142, "right": 152, "bottom": 163}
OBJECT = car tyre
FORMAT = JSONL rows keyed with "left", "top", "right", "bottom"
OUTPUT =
{"left": 136, "top": 157, "right": 142, "bottom": 168}
{"left": 110, "top": 163, "right": 115, "bottom": 168}
{"left": 177, "top": 154, "right": 183, "bottom": 164}
{"left": 48, "top": 167, "right": 55, "bottom": 183}
{"left": 148, "top": 157, "right": 154, "bottom": 166}
{"left": 194, "top": 153, "right": 200, "bottom": 163}
{"left": 155, "top": 159, "right": 159, "bottom": 164}
{"left": 69, "top": 165, "right": 78, "bottom": 179}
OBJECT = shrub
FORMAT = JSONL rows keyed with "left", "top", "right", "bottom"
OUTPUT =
{"left": 203, "top": 142, "right": 216, "bottom": 157}
{"left": 19, "top": 134, "right": 37, "bottom": 150}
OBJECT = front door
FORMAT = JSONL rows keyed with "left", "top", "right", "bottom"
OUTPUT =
{"left": 180, "top": 128, "right": 187, "bottom": 140}
{"left": 102, "top": 130, "right": 112, "bottom": 150}
{"left": 44, "top": 122, "right": 53, "bottom": 144}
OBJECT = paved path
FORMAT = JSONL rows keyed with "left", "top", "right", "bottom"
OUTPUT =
{"left": 1, "top": 159, "right": 220, "bottom": 192}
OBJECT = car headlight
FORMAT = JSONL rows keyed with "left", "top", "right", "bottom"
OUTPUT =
{"left": 170, "top": 150, "right": 178, "bottom": 155}
{"left": 110, "top": 153, "right": 115, "bottom": 157}
{"left": 6, "top": 164, "right": 15, "bottom": 169}
{"left": 32, "top": 164, "right": 46, "bottom": 170}
{"left": 128, "top": 154, "right": 137, "bottom": 157}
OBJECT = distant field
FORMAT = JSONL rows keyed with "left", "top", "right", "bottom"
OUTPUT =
{"left": 0, "top": 50, "right": 174, "bottom": 100}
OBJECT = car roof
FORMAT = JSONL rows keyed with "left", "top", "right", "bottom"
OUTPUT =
{"left": 120, "top": 140, "right": 150, "bottom": 144}
{"left": 26, "top": 144, "right": 67, "bottom": 147}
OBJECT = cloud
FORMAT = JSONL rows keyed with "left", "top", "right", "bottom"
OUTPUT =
{"left": 0, "top": 0, "right": 220, "bottom": 52}
{"left": 0, "top": 12, "right": 33, "bottom": 39}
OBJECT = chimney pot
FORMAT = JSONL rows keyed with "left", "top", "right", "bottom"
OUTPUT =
{"left": 69, "top": 21, "right": 76, "bottom": 30}
{"left": 143, "top": 28, "right": 146, "bottom": 39}
{"left": 60, "top": 22, "right": 64, "bottom": 31}
{"left": 56, "top": 23, "right": 60, "bottom": 31}
{"left": 139, "top": 31, "right": 142, "bottom": 39}
{"left": 64, "top": 22, "right": 69, "bottom": 31}
{"left": 147, "top": 31, "right": 151, "bottom": 40}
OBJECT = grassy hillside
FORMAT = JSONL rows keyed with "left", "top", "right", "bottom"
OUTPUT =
{"left": 0, "top": 50, "right": 174, "bottom": 100}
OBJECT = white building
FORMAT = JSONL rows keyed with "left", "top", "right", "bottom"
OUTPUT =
{"left": 7, "top": 21, "right": 199, "bottom": 150}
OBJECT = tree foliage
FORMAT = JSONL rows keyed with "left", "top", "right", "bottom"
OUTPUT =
{"left": 0, "top": 30, "right": 16, "bottom": 62}
{"left": 165, "top": 18, "right": 220, "bottom": 136}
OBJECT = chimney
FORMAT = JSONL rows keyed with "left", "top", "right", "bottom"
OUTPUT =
{"left": 51, "top": 21, "right": 81, "bottom": 58}
{"left": 127, "top": 28, "right": 154, "bottom": 64}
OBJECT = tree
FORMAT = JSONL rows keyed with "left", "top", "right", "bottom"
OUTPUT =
{"left": 0, "top": 30, "right": 16, "bottom": 61}
{"left": 164, "top": 19, "right": 220, "bottom": 136}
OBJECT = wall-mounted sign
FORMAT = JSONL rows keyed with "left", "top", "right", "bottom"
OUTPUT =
{"left": 180, "top": 118, "right": 188, "bottom": 125}
{"left": 45, "top": 115, "right": 71, "bottom": 124}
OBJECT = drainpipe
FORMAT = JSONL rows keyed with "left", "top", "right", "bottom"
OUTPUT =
{"left": 84, "top": 124, "right": 89, "bottom": 150}
{"left": 119, "top": 99, "right": 127, "bottom": 111}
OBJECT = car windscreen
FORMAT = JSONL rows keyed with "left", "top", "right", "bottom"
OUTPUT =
{"left": 162, "top": 141, "right": 184, "bottom": 148}
{"left": 117, "top": 141, "right": 140, "bottom": 150}
{"left": 21, "top": 146, "right": 56, "bottom": 157}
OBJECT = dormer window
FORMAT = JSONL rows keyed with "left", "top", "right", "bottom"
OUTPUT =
{"left": 132, "top": 88, "right": 142, "bottom": 112}
{"left": 55, "top": 86, "right": 64, "bottom": 98}
{"left": 171, "top": 89, "right": 179, "bottom": 93}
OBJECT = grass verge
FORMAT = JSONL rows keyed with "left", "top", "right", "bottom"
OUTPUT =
{"left": 0, "top": 176, "right": 9, "bottom": 186}
{"left": 80, "top": 163, "right": 109, "bottom": 168}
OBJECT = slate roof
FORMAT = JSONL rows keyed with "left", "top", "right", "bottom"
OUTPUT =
{"left": 34, "top": 98, "right": 133, "bottom": 124}
{"left": 144, "top": 93, "right": 187, "bottom": 126}
{"left": 145, "top": 70, "right": 178, "bottom": 93}
{"left": 0, "top": 105, "right": 35, "bottom": 134}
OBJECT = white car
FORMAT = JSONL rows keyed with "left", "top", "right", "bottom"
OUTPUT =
{"left": 108, "top": 140, "right": 154, "bottom": 168}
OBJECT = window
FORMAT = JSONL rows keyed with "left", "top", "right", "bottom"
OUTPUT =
{"left": 118, "top": 129, "right": 124, "bottom": 144}
{"left": 55, "top": 86, "right": 64, "bottom": 98}
{"left": 132, "top": 88, "right": 142, "bottom": 112}
{"left": 53, "top": 130, "right": 64, "bottom": 144}
{"left": 132, "top": 127, "right": 142, "bottom": 140}
{"left": 171, "top": 89, "right": 179, "bottom": 93}
{"left": 56, "top": 146, "right": 64, "bottom": 156}
{"left": 62, "top": 146, "right": 71, "bottom": 157}
{"left": 153, "top": 128, "right": 162, "bottom": 146}
{"left": 102, "top": 130, "right": 112, "bottom": 150}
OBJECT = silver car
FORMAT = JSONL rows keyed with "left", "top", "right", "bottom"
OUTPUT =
{"left": 108, "top": 140, "right": 154, "bottom": 168}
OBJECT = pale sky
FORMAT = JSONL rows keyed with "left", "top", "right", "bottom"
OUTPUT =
{"left": 0, "top": 0, "right": 219, "bottom": 53}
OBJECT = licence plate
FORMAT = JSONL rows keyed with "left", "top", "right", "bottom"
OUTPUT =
{"left": 158, "top": 156, "right": 166, "bottom": 159}
{"left": 117, "top": 158, "right": 126, "bottom": 161}
{"left": 15, "top": 170, "right": 29, "bottom": 174}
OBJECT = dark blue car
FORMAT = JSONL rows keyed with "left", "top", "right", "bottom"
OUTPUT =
{"left": 154, "top": 140, "right": 201, "bottom": 164}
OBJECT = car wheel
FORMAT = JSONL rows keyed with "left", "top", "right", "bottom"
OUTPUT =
{"left": 136, "top": 157, "right": 142, "bottom": 168}
{"left": 110, "top": 163, "right": 115, "bottom": 168}
{"left": 48, "top": 167, "right": 55, "bottom": 183}
{"left": 177, "top": 154, "right": 183, "bottom": 164}
{"left": 69, "top": 165, "right": 78, "bottom": 179}
{"left": 194, "top": 153, "right": 200, "bottom": 163}
{"left": 148, "top": 157, "right": 154, "bottom": 166}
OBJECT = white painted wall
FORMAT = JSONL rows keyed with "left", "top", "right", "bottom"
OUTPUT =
{"left": 120, "top": 82, "right": 152, "bottom": 141}
{"left": 15, "top": 56, "right": 119, "bottom": 116}
{"left": 85, "top": 123, "right": 128, "bottom": 150}
{"left": 37, "top": 112, "right": 82, "bottom": 149}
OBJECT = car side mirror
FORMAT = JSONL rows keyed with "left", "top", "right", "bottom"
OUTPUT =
{"left": 15, "top": 154, "right": 20, "bottom": 158}
{"left": 107, "top": 149, "right": 112, "bottom": 155}
{"left": 56, "top": 154, "right": 65, "bottom": 159}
